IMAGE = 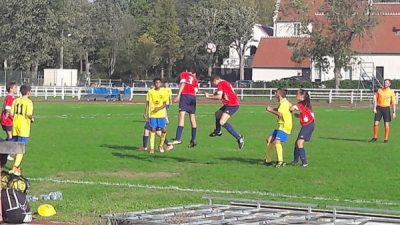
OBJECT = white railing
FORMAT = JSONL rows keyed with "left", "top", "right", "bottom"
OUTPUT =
{"left": 0, "top": 86, "right": 398, "bottom": 104}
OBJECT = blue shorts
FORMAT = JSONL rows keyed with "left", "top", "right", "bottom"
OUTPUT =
{"left": 270, "top": 129, "right": 289, "bottom": 142}
{"left": 12, "top": 136, "right": 29, "bottom": 144}
{"left": 179, "top": 94, "right": 196, "bottom": 114}
{"left": 2, "top": 125, "right": 11, "bottom": 132}
{"left": 149, "top": 118, "right": 167, "bottom": 129}
{"left": 144, "top": 121, "right": 151, "bottom": 130}
{"left": 297, "top": 122, "right": 315, "bottom": 142}
{"left": 219, "top": 105, "right": 239, "bottom": 116}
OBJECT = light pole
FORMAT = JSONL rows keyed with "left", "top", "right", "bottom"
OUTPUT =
{"left": 60, "top": 29, "right": 72, "bottom": 69}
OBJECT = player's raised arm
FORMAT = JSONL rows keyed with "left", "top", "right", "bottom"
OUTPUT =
{"left": 266, "top": 106, "right": 282, "bottom": 118}
{"left": 205, "top": 91, "right": 222, "bottom": 100}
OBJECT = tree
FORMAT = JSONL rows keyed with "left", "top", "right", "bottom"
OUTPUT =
{"left": 133, "top": 33, "right": 160, "bottom": 79}
{"left": 225, "top": 0, "right": 257, "bottom": 80}
{"left": 0, "top": 0, "right": 57, "bottom": 77}
{"left": 150, "top": 0, "right": 183, "bottom": 79}
{"left": 290, "top": 0, "right": 378, "bottom": 89}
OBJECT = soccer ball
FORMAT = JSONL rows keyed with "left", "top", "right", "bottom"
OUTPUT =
{"left": 206, "top": 43, "right": 216, "bottom": 54}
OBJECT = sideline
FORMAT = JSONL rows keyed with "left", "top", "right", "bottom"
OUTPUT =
{"left": 31, "top": 177, "right": 400, "bottom": 206}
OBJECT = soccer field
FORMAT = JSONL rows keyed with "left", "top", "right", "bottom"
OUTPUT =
{"left": 15, "top": 102, "right": 400, "bottom": 223}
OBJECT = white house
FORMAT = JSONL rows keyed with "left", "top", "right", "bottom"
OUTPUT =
{"left": 222, "top": 24, "right": 273, "bottom": 69}
{"left": 253, "top": 0, "right": 400, "bottom": 82}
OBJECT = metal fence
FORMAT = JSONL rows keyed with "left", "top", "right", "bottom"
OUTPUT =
{"left": 0, "top": 86, "right": 397, "bottom": 104}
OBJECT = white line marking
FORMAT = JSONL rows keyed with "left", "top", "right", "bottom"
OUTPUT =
{"left": 30, "top": 177, "right": 400, "bottom": 206}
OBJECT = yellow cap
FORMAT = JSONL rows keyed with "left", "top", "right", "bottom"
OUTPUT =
{"left": 38, "top": 204, "right": 56, "bottom": 217}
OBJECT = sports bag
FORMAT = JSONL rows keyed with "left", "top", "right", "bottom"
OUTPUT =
{"left": 1, "top": 188, "right": 32, "bottom": 223}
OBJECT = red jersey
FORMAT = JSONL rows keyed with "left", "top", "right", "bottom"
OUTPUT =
{"left": 294, "top": 103, "right": 314, "bottom": 126}
{"left": 179, "top": 72, "right": 198, "bottom": 96}
{"left": 1, "top": 95, "right": 14, "bottom": 126}
{"left": 217, "top": 80, "right": 239, "bottom": 106}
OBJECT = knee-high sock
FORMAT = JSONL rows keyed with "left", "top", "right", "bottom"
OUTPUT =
{"left": 384, "top": 126, "right": 390, "bottom": 140}
{"left": 143, "top": 135, "right": 149, "bottom": 148}
{"left": 160, "top": 132, "right": 167, "bottom": 147}
{"left": 373, "top": 125, "right": 379, "bottom": 139}
{"left": 215, "top": 119, "right": 221, "bottom": 133}
{"left": 265, "top": 142, "right": 274, "bottom": 162}
{"left": 191, "top": 127, "right": 197, "bottom": 141}
{"left": 14, "top": 154, "right": 23, "bottom": 167}
{"left": 299, "top": 148, "right": 307, "bottom": 164}
{"left": 175, "top": 126, "right": 184, "bottom": 140}
{"left": 293, "top": 147, "right": 300, "bottom": 162}
{"left": 222, "top": 123, "right": 241, "bottom": 140}
{"left": 275, "top": 143, "right": 283, "bottom": 162}
{"left": 150, "top": 131, "right": 156, "bottom": 150}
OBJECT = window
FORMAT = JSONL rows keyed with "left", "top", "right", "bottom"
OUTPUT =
{"left": 294, "top": 23, "right": 302, "bottom": 36}
{"left": 344, "top": 67, "right": 352, "bottom": 80}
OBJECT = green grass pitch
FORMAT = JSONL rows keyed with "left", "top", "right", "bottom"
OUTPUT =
{"left": 11, "top": 102, "right": 400, "bottom": 223}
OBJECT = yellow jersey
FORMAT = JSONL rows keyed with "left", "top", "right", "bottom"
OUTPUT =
{"left": 161, "top": 87, "right": 172, "bottom": 105}
{"left": 11, "top": 96, "right": 33, "bottom": 137}
{"left": 277, "top": 98, "right": 292, "bottom": 134}
{"left": 147, "top": 88, "right": 168, "bottom": 118}
{"left": 376, "top": 88, "right": 396, "bottom": 107}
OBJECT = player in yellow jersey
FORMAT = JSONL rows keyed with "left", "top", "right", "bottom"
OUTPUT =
{"left": 264, "top": 88, "right": 292, "bottom": 167}
{"left": 162, "top": 82, "right": 173, "bottom": 124}
{"left": 10, "top": 84, "right": 34, "bottom": 175}
{"left": 144, "top": 78, "right": 168, "bottom": 154}
{"left": 370, "top": 79, "right": 396, "bottom": 143}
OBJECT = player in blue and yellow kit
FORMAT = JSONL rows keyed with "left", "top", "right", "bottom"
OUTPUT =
{"left": 265, "top": 88, "right": 292, "bottom": 167}
{"left": 144, "top": 78, "right": 169, "bottom": 154}
{"left": 10, "top": 84, "right": 34, "bottom": 175}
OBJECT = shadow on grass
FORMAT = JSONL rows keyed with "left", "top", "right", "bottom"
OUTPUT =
{"left": 218, "top": 157, "right": 263, "bottom": 165}
{"left": 101, "top": 144, "right": 138, "bottom": 151}
{"left": 319, "top": 136, "right": 368, "bottom": 143}
{"left": 132, "top": 120, "right": 146, "bottom": 123}
{"left": 112, "top": 152, "right": 216, "bottom": 165}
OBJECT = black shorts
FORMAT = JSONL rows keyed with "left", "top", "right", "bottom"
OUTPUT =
{"left": 1, "top": 125, "right": 11, "bottom": 132}
{"left": 219, "top": 105, "right": 239, "bottom": 116}
{"left": 297, "top": 122, "right": 315, "bottom": 142}
{"left": 374, "top": 106, "right": 391, "bottom": 122}
{"left": 179, "top": 94, "right": 196, "bottom": 114}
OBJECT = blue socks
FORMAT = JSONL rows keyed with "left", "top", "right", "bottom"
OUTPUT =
{"left": 175, "top": 126, "right": 184, "bottom": 141}
{"left": 215, "top": 119, "right": 221, "bottom": 133}
{"left": 293, "top": 147, "right": 300, "bottom": 163}
{"left": 298, "top": 148, "right": 308, "bottom": 164}
{"left": 222, "top": 123, "right": 241, "bottom": 140}
{"left": 143, "top": 135, "right": 148, "bottom": 148}
{"left": 191, "top": 127, "right": 197, "bottom": 141}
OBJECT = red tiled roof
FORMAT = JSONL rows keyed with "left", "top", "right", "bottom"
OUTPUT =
{"left": 252, "top": 37, "right": 311, "bottom": 68}
{"left": 352, "top": 15, "right": 400, "bottom": 54}
{"left": 374, "top": 3, "right": 400, "bottom": 14}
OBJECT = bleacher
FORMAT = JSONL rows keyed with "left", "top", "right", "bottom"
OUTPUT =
{"left": 83, "top": 87, "right": 121, "bottom": 101}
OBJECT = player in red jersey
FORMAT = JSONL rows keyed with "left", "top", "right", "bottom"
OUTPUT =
{"left": 171, "top": 71, "right": 199, "bottom": 148}
{"left": 205, "top": 76, "right": 244, "bottom": 149}
{"left": 0, "top": 81, "right": 17, "bottom": 164}
{"left": 290, "top": 89, "right": 315, "bottom": 167}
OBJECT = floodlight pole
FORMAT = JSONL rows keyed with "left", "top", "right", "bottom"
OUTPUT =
{"left": 60, "top": 29, "right": 64, "bottom": 69}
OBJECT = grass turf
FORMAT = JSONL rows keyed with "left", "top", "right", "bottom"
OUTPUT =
{"left": 9, "top": 102, "right": 400, "bottom": 223}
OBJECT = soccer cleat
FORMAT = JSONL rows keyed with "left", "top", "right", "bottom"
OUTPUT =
{"left": 188, "top": 140, "right": 197, "bottom": 148}
{"left": 209, "top": 131, "right": 222, "bottom": 137}
{"left": 302, "top": 163, "right": 309, "bottom": 167}
{"left": 237, "top": 135, "right": 245, "bottom": 149}
{"left": 384, "top": 140, "right": 388, "bottom": 143}
{"left": 158, "top": 146, "right": 165, "bottom": 153}
{"left": 7, "top": 155, "right": 14, "bottom": 161}
{"left": 263, "top": 161, "right": 275, "bottom": 167}
{"left": 165, "top": 144, "right": 174, "bottom": 152}
{"left": 369, "top": 138, "right": 377, "bottom": 143}
{"left": 170, "top": 139, "right": 182, "bottom": 145}
{"left": 275, "top": 161, "right": 286, "bottom": 167}
{"left": 138, "top": 146, "right": 148, "bottom": 151}
{"left": 149, "top": 149, "right": 155, "bottom": 154}
{"left": 10, "top": 166, "right": 21, "bottom": 176}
